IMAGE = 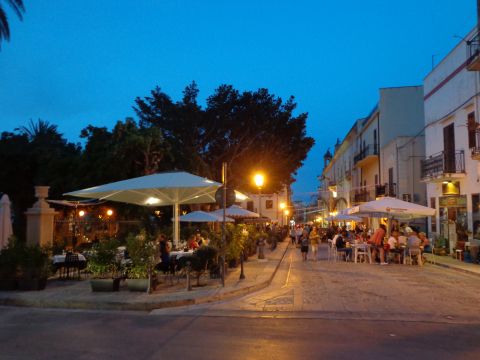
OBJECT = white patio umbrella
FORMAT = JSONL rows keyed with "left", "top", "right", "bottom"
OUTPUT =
{"left": 179, "top": 210, "right": 234, "bottom": 223}
{"left": 0, "top": 194, "right": 13, "bottom": 250}
{"left": 326, "top": 214, "right": 363, "bottom": 222}
{"left": 211, "top": 205, "right": 260, "bottom": 219}
{"left": 64, "top": 171, "right": 244, "bottom": 246}
{"left": 346, "top": 197, "right": 435, "bottom": 219}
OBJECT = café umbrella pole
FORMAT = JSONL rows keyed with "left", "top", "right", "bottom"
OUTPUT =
{"left": 221, "top": 162, "right": 227, "bottom": 287}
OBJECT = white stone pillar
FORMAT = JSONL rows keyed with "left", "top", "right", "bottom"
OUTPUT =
{"left": 25, "top": 186, "right": 58, "bottom": 247}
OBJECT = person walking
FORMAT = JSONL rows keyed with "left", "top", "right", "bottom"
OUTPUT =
{"left": 300, "top": 229, "right": 309, "bottom": 261}
{"left": 309, "top": 226, "right": 320, "bottom": 261}
{"left": 371, "top": 224, "right": 387, "bottom": 265}
{"left": 295, "top": 225, "right": 303, "bottom": 247}
{"left": 290, "top": 226, "right": 296, "bottom": 245}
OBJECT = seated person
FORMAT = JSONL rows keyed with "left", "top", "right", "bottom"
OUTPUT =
{"left": 336, "top": 230, "right": 353, "bottom": 260}
{"left": 418, "top": 232, "right": 430, "bottom": 252}
{"left": 387, "top": 230, "right": 402, "bottom": 262}
{"left": 398, "top": 235, "right": 407, "bottom": 246}
{"left": 407, "top": 231, "right": 423, "bottom": 265}
{"left": 187, "top": 235, "right": 199, "bottom": 250}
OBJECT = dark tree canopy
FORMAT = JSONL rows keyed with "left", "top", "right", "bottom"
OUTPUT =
{"left": 0, "top": 84, "right": 314, "bottom": 233}
{"left": 135, "top": 83, "right": 314, "bottom": 193}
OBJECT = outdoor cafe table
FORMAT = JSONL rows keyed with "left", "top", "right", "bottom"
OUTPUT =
{"left": 52, "top": 253, "right": 87, "bottom": 278}
{"left": 169, "top": 250, "right": 194, "bottom": 259}
{"left": 352, "top": 243, "right": 372, "bottom": 264}
{"left": 52, "top": 253, "right": 87, "bottom": 266}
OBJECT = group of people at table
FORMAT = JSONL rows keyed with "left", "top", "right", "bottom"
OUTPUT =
{"left": 294, "top": 223, "right": 430, "bottom": 265}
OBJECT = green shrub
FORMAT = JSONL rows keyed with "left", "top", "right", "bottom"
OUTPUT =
{"left": 125, "top": 230, "right": 157, "bottom": 279}
{"left": 86, "top": 238, "right": 121, "bottom": 279}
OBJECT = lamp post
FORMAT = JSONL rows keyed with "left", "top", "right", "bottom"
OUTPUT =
{"left": 254, "top": 173, "right": 264, "bottom": 217}
{"left": 279, "top": 202, "right": 286, "bottom": 226}
{"left": 284, "top": 209, "right": 290, "bottom": 227}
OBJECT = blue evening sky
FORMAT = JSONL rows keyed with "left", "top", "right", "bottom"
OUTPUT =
{"left": 0, "top": 1, "right": 476, "bottom": 201}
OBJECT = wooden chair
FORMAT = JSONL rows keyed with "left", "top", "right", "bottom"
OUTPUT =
{"left": 63, "top": 253, "right": 81, "bottom": 280}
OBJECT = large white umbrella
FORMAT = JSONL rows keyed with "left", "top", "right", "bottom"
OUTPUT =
{"left": 179, "top": 210, "right": 234, "bottom": 223}
{"left": 211, "top": 205, "right": 260, "bottom": 219}
{"left": 326, "top": 214, "right": 363, "bottom": 222}
{"left": 65, "top": 171, "right": 244, "bottom": 245}
{"left": 346, "top": 197, "right": 435, "bottom": 219}
{"left": 0, "top": 194, "right": 13, "bottom": 250}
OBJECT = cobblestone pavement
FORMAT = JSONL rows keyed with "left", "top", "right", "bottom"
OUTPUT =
{"left": 152, "top": 244, "right": 480, "bottom": 323}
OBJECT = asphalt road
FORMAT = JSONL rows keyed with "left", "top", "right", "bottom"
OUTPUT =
{"left": 1, "top": 244, "right": 480, "bottom": 359}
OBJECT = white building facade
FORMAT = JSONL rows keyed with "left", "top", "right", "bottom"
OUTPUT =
{"left": 319, "top": 86, "right": 426, "bottom": 227}
{"left": 423, "top": 27, "right": 480, "bottom": 251}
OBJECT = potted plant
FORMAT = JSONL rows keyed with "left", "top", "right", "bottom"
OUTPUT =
{"left": 0, "top": 237, "right": 20, "bottom": 290}
{"left": 17, "top": 244, "right": 51, "bottom": 291}
{"left": 125, "top": 231, "right": 157, "bottom": 292}
{"left": 224, "top": 224, "right": 249, "bottom": 268}
{"left": 87, "top": 238, "right": 121, "bottom": 292}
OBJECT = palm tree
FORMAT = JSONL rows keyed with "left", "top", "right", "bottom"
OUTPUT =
{"left": 18, "top": 119, "right": 60, "bottom": 141}
{"left": 0, "top": 0, "right": 25, "bottom": 46}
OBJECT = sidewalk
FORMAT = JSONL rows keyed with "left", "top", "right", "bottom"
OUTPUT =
{"left": 424, "top": 253, "right": 480, "bottom": 277}
{"left": 0, "top": 242, "right": 289, "bottom": 311}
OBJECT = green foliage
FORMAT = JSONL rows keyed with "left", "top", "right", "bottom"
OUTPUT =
{"left": 0, "top": 236, "right": 22, "bottom": 278}
{"left": 0, "top": 0, "right": 25, "bottom": 44}
{"left": 134, "top": 83, "right": 314, "bottom": 191}
{"left": 125, "top": 230, "right": 157, "bottom": 279}
{"left": 86, "top": 238, "right": 121, "bottom": 279}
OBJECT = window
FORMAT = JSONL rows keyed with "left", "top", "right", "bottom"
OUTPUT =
{"left": 247, "top": 201, "right": 254, "bottom": 211}
{"left": 430, "top": 197, "right": 436, "bottom": 232}
{"left": 265, "top": 200, "right": 273, "bottom": 209}
{"left": 473, "top": 194, "right": 480, "bottom": 240}
{"left": 374, "top": 174, "right": 378, "bottom": 185}
{"left": 468, "top": 112, "right": 477, "bottom": 149}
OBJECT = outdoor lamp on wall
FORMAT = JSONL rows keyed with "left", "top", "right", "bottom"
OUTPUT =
{"left": 106, "top": 209, "right": 113, "bottom": 216}
{"left": 78, "top": 210, "right": 86, "bottom": 217}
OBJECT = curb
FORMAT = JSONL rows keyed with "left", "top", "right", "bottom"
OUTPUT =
{"left": 426, "top": 259, "right": 480, "bottom": 277}
{"left": 0, "top": 243, "right": 290, "bottom": 312}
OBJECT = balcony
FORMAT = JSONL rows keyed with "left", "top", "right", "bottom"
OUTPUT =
{"left": 421, "top": 150, "right": 466, "bottom": 182}
{"left": 345, "top": 169, "right": 352, "bottom": 180}
{"left": 354, "top": 144, "right": 379, "bottom": 167}
{"left": 351, "top": 188, "right": 375, "bottom": 204}
{"left": 375, "top": 183, "right": 397, "bottom": 198}
{"left": 471, "top": 130, "right": 480, "bottom": 160}
{"left": 467, "top": 33, "right": 480, "bottom": 71}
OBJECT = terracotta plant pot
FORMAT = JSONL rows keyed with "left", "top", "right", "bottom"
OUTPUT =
{"left": 90, "top": 278, "right": 120, "bottom": 292}
{"left": 127, "top": 278, "right": 150, "bottom": 292}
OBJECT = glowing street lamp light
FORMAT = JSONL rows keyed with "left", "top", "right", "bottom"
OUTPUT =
{"left": 254, "top": 173, "right": 264, "bottom": 189}
{"left": 106, "top": 209, "right": 113, "bottom": 216}
{"left": 253, "top": 173, "right": 265, "bottom": 216}
{"left": 78, "top": 210, "right": 86, "bottom": 217}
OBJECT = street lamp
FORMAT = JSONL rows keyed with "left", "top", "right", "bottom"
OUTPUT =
{"left": 284, "top": 209, "right": 290, "bottom": 226}
{"left": 279, "top": 202, "right": 286, "bottom": 226}
{"left": 253, "top": 173, "right": 265, "bottom": 216}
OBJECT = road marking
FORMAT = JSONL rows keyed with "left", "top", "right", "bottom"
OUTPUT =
{"left": 282, "top": 252, "right": 293, "bottom": 288}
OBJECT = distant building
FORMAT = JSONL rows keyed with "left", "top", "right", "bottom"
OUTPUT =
{"left": 319, "top": 86, "right": 426, "bottom": 227}
{"left": 422, "top": 26, "right": 480, "bottom": 251}
{"left": 239, "top": 185, "right": 290, "bottom": 225}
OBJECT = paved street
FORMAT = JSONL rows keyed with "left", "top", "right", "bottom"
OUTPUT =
{"left": 1, "top": 244, "right": 480, "bottom": 359}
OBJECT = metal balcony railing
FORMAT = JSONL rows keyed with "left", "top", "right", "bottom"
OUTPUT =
{"left": 421, "top": 150, "right": 465, "bottom": 179}
{"left": 471, "top": 130, "right": 480, "bottom": 159}
{"left": 467, "top": 32, "right": 480, "bottom": 70}
{"left": 375, "top": 183, "right": 396, "bottom": 198}
{"left": 353, "top": 144, "right": 379, "bottom": 164}
{"left": 351, "top": 188, "right": 375, "bottom": 204}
